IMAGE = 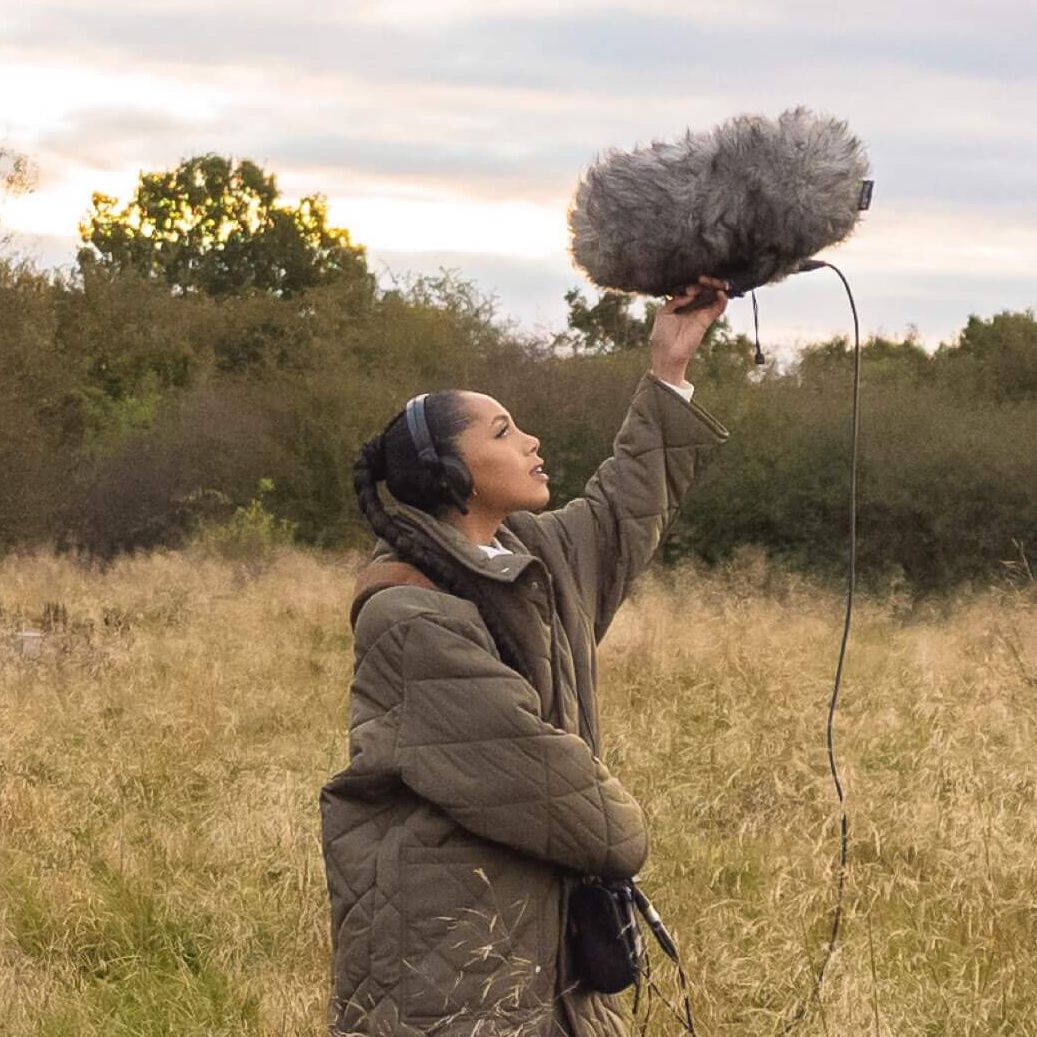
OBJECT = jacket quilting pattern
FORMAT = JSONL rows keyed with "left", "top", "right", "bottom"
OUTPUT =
{"left": 321, "top": 372, "right": 728, "bottom": 1036}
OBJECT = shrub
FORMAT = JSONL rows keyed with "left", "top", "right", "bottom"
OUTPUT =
{"left": 185, "top": 478, "right": 298, "bottom": 568}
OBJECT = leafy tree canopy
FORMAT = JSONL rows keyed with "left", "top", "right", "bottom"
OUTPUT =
{"left": 557, "top": 287, "right": 658, "bottom": 353}
{"left": 557, "top": 285, "right": 739, "bottom": 379}
{"left": 78, "top": 154, "right": 372, "bottom": 298}
{"left": 935, "top": 309, "right": 1037, "bottom": 401}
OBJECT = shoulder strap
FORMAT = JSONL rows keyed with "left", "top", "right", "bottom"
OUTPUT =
{"left": 350, "top": 560, "right": 439, "bottom": 630}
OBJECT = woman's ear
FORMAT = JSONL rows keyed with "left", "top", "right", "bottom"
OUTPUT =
{"left": 439, "top": 455, "right": 475, "bottom": 514}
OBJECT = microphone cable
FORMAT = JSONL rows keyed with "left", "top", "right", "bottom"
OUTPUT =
{"left": 780, "top": 258, "right": 861, "bottom": 1032}
{"left": 586, "top": 261, "right": 862, "bottom": 1036}
{"left": 751, "top": 290, "right": 764, "bottom": 365}
{"left": 679, "top": 258, "right": 862, "bottom": 1033}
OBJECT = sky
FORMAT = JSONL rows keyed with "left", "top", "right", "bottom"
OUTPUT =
{"left": 1, "top": 0, "right": 1034, "bottom": 356}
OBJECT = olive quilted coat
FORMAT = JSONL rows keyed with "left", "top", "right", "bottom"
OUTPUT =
{"left": 321, "top": 371, "right": 729, "bottom": 1036}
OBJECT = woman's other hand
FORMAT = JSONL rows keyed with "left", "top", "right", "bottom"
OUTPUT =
{"left": 649, "top": 275, "right": 729, "bottom": 387}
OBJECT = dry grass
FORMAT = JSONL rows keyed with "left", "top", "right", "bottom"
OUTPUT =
{"left": 1, "top": 545, "right": 1035, "bottom": 1036}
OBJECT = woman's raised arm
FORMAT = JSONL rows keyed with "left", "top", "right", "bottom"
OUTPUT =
{"left": 506, "top": 279, "right": 731, "bottom": 640}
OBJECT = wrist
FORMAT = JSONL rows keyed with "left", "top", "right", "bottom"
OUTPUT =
{"left": 650, "top": 361, "right": 691, "bottom": 388}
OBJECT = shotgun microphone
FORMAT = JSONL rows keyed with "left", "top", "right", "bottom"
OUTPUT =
{"left": 568, "top": 107, "right": 872, "bottom": 309}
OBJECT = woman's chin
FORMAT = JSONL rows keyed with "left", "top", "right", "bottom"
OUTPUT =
{"left": 529, "top": 485, "right": 551, "bottom": 510}
{"left": 500, "top": 484, "right": 551, "bottom": 514}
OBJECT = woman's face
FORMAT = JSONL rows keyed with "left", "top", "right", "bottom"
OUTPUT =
{"left": 454, "top": 392, "right": 550, "bottom": 514}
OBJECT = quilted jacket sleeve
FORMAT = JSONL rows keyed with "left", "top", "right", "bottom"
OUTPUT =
{"left": 516, "top": 371, "right": 728, "bottom": 641}
{"left": 396, "top": 611, "right": 648, "bottom": 880}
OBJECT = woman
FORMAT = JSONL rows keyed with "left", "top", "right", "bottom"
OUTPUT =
{"left": 321, "top": 278, "right": 730, "bottom": 1037}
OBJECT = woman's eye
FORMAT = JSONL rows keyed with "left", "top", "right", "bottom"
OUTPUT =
{"left": 495, "top": 425, "right": 508, "bottom": 438}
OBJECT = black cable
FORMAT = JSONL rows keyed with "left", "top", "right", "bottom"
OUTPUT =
{"left": 638, "top": 951, "right": 655, "bottom": 1037}
{"left": 636, "top": 953, "right": 697, "bottom": 1036}
{"left": 751, "top": 290, "right": 764, "bottom": 365}
{"left": 629, "top": 883, "right": 698, "bottom": 1035}
{"left": 782, "top": 258, "right": 861, "bottom": 1031}
{"left": 588, "top": 264, "right": 861, "bottom": 1034}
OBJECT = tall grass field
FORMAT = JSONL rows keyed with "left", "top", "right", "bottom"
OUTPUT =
{"left": 2, "top": 546, "right": 1035, "bottom": 1036}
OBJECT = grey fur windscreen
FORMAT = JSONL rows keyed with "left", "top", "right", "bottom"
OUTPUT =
{"left": 568, "top": 107, "right": 871, "bottom": 297}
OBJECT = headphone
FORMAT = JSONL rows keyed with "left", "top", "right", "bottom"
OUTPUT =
{"left": 404, "top": 393, "right": 474, "bottom": 515}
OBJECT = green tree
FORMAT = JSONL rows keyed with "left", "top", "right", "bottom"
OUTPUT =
{"left": 934, "top": 310, "right": 1037, "bottom": 402}
{"left": 557, "top": 287, "right": 658, "bottom": 353}
{"left": 557, "top": 285, "right": 739, "bottom": 363}
{"left": 690, "top": 322, "right": 758, "bottom": 388}
{"left": 796, "top": 332, "right": 931, "bottom": 387}
{"left": 78, "top": 154, "right": 373, "bottom": 298}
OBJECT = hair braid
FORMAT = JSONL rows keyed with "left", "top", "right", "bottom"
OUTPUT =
{"left": 353, "top": 407, "right": 531, "bottom": 681}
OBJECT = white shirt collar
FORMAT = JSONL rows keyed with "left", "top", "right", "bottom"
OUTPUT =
{"left": 477, "top": 537, "right": 513, "bottom": 559}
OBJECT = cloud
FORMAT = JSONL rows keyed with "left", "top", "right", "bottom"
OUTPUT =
{"left": 9, "top": 2, "right": 1037, "bottom": 97}
{"left": 36, "top": 107, "right": 221, "bottom": 172}
{"left": 336, "top": 195, "right": 567, "bottom": 257}
{"left": 249, "top": 129, "right": 585, "bottom": 203}
{"left": 6, "top": 2, "right": 1033, "bottom": 222}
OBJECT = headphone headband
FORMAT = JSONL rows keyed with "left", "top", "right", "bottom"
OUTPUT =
{"left": 405, "top": 393, "right": 439, "bottom": 468}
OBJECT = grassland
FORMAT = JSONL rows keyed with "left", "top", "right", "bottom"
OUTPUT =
{"left": 1, "top": 545, "right": 1035, "bottom": 1036}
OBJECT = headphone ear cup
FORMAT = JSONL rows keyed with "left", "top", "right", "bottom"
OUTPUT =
{"left": 439, "top": 455, "right": 473, "bottom": 502}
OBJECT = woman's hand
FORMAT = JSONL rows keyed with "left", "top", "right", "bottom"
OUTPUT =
{"left": 649, "top": 275, "right": 729, "bottom": 387}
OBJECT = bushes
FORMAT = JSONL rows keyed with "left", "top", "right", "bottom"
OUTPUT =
{"left": 856, "top": 387, "right": 1036, "bottom": 589}
{"left": 0, "top": 251, "right": 1033, "bottom": 593}
{"left": 57, "top": 375, "right": 303, "bottom": 558}
{"left": 185, "top": 478, "right": 298, "bottom": 570}
{"left": 0, "top": 263, "right": 80, "bottom": 550}
{"left": 671, "top": 334, "right": 1037, "bottom": 591}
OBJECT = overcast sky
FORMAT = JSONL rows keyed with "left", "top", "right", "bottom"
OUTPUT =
{"left": 1, "top": 0, "right": 1034, "bottom": 354}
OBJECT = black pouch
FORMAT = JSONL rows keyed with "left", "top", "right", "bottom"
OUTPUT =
{"left": 566, "top": 877, "right": 643, "bottom": 994}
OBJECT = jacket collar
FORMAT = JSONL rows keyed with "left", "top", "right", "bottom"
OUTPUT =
{"left": 371, "top": 501, "right": 539, "bottom": 584}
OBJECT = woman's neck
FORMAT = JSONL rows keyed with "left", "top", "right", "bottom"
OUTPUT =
{"left": 441, "top": 505, "right": 503, "bottom": 547}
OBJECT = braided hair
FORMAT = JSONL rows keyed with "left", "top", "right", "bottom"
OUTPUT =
{"left": 353, "top": 391, "right": 529, "bottom": 677}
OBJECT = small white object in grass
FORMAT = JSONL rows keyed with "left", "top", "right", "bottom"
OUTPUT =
{"left": 15, "top": 629, "right": 43, "bottom": 656}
